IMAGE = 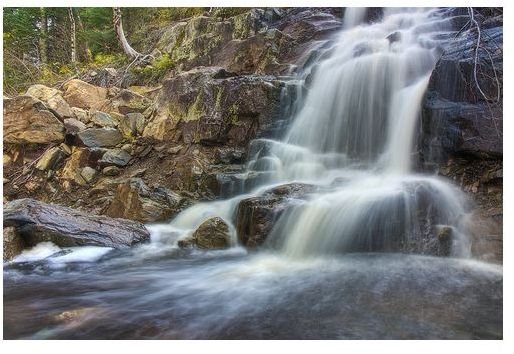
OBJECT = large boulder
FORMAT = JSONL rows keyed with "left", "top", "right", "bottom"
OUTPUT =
{"left": 143, "top": 67, "right": 283, "bottom": 146}
{"left": 62, "top": 79, "right": 108, "bottom": 109}
{"left": 3, "top": 96, "right": 65, "bottom": 145}
{"left": 3, "top": 198, "right": 150, "bottom": 250}
{"left": 178, "top": 217, "right": 231, "bottom": 250}
{"left": 236, "top": 183, "right": 316, "bottom": 248}
{"left": 105, "top": 178, "right": 184, "bottom": 223}
{"left": 26, "top": 84, "right": 73, "bottom": 118}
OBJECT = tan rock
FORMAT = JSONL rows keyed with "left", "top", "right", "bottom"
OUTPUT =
{"left": 105, "top": 178, "right": 183, "bottom": 223}
{"left": 71, "top": 107, "right": 90, "bottom": 123}
{"left": 61, "top": 148, "right": 90, "bottom": 185}
{"left": 26, "top": 84, "right": 61, "bottom": 101}
{"left": 62, "top": 79, "right": 108, "bottom": 109}
{"left": 35, "top": 147, "right": 67, "bottom": 171}
{"left": 3, "top": 95, "right": 65, "bottom": 145}
{"left": 26, "top": 84, "right": 73, "bottom": 118}
{"left": 3, "top": 227, "right": 25, "bottom": 262}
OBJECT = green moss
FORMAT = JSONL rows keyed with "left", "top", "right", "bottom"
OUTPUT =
{"left": 184, "top": 91, "right": 206, "bottom": 122}
{"left": 232, "top": 12, "right": 253, "bottom": 39}
{"left": 229, "top": 103, "right": 242, "bottom": 125}
{"left": 215, "top": 87, "right": 224, "bottom": 110}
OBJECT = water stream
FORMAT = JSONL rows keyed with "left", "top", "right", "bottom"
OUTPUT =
{"left": 3, "top": 8, "right": 502, "bottom": 339}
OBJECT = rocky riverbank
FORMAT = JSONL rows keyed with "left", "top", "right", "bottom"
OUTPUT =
{"left": 3, "top": 8, "right": 502, "bottom": 263}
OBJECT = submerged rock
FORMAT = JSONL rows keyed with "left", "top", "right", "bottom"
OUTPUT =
{"left": 3, "top": 198, "right": 150, "bottom": 249}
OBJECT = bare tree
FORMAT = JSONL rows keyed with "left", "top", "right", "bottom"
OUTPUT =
{"left": 113, "top": 7, "right": 141, "bottom": 59}
{"left": 68, "top": 8, "right": 77, "bottom": 63}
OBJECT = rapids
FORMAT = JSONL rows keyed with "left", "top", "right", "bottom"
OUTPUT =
{"left": 3, "top": 8, "right": 502, "bottom": 339}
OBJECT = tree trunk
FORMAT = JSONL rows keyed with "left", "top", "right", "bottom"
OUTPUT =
{"left": 39, "top": 7, "right": 48, "bottom": 65}
{"left": 113, "top": 7, "right": 141, "bottom": 59}
{"left": 68, "top": 8, "right": 77, "bottom": 63}
{"left": 76, "top": 10, "right": 92, "bottom": 62}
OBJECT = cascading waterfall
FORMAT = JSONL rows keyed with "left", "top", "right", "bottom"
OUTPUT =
{"left": 156, "top": 7, "right": 472, "bottom": 259}
{"left": 4, "top": 7, "right": 502, "bottom": 340}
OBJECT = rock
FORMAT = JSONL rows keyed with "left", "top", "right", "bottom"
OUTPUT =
{"left": 59, "top": 143, "right": 72, "bottom": 155}
{"left": 3, "top": 227, "right": 25, "bottom": 262}
{"left": 35, "top": 147, "right": 67, "bottom": 171}
{"left": 64, "top": 118, "right": 87, "bottom": 133}
{"left": 26, "top": 84, "right": 73, "bottom": 118}
{"left": 178, "top": 217, "right": 231, "bottom": 250}
{"left": 4, "top": 198, "right": 150, "bottom": 249}
{"left": 46, "top": 95, "right": 74, "bottom": 118}
{"left": 143, "top": 67, "right": 282, "bottom": 145}
{"left": 77, "top": 128, "right": 123, "bottom": 148}
{"left": 236, "top": 183, "right": 316, "bottom": 248}
{"left": 71, "top": 107, "right": 89, "bottom": 123}
{"left": 105, "top": 178, "right": 184, "bottom": 223}
{"left": 80, "top": 167, "right": 98, "bottom": 184}
{"left": 103, "top": 166, "right": 121, "bottom": 176}
{"left": 26, "top": 84, "right": 61, "bottom": 101}
{"left": 62, "top": 79, "right": 108, "bottom": 109}
{"left": 61, "top": 148, "right": 91, "bottom": 185}
{"left": 99, "top": 149, "right": 132, "bottom": 167}
{"left": 91, "top": 111, "right": 117, "bottom": 128}
{"left": 98, "top": 89, "right": 151, "bottom": 115}
{"left": 118, "top": 112, "right": 145, "bottom": 138}
{"left": 4, "top": 95, "right": 65, "bottom": 145}
{"left": 437, "top": 226, "right": 453, "bottom": 243}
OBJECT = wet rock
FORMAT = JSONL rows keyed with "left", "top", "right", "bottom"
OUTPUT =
{"left": 179, "top": 217, "right": 231, "bottom": 250}
{"left": 236, "top": 183, "right": 316, "bottom": 248}
{"left": 102, "top": 166, "right": 121, "bottom": 176}
{"left": 4, "top": 198, "right": 150, "bottom": 248}
{"left": 105, "top": 178, "right": 184, "bottom": 223}
{"left": 91, "top": 111, "right": 117, "bottom": 128}
{"left": 99, "top": 149, "right": 132, "bottom": 167}
{"left": 77, "top": 128, "right": 123, "bottom": 148}
{"left": 4, "top": 95, "right": 65, "bottom": 145}
{"left": 3, "top": 227, "right": 25, "bottom": 262}
{"left": 64, "top": 118, "right": 87, "bottom": 133}
{"left": 62, "top": 79, "right": 108, "bottom": 109}
{"left": 35, "top": 147, "right": 67, "bottom": 171}
{"left": 437, "top": 226, "right": 453, "bottom": 243}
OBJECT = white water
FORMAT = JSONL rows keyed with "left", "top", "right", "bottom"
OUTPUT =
{"left": 148, "top": 8, "right": 472, "bottom": 259}
{"left": 17, "top": 8, "right": 472, "bottom": 263}
{"left": 4, "top": 8, "right": 502, "bottom": 340}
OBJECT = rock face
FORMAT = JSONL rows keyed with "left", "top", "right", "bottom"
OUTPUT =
{"left": 143, "top": 67, "right": 283, "bottom": 145}
{"left": 178, "top": 217, "right": 231, "bottom": 250}
{"left": 3, "top": 198, "right": 150, "bottom": 250}
{"left": 4, "top": 96, "right": 65, "bottom": 144}
{"left": 236, "top": 183, "right": 316, "bottom": 248}
{"left": 419, "top": 14, "right": 503, "bottom": 262}
{"left": 105, "top": 178, "right": 184, "bottom": 223}
{"left": 62, "top": 79, "right": 108, "bottom": 109}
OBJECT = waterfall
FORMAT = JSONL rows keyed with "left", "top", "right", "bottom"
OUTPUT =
{"left": 156, "top": 8, "right": 472, "bottom": 259}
